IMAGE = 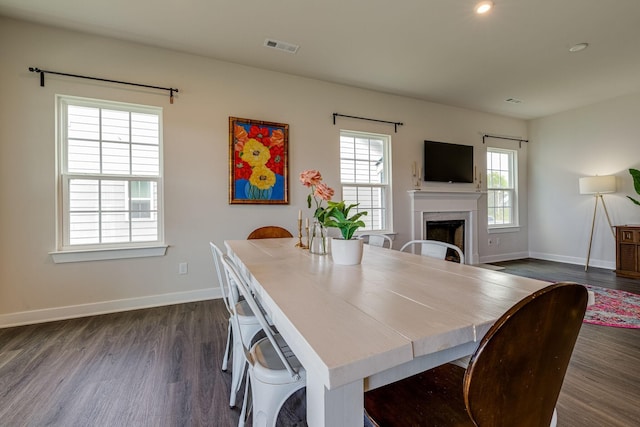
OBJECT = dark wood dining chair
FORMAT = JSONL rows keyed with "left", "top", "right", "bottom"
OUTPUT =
{"left": 247, "top": 225, "right": 293, "bottom": 239}
{"left": 364, "top": 282, "right": 588, "bottom": 427}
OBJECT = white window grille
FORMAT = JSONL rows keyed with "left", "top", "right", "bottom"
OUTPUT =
{"left": 339, "top": 130, "right": 392, "bottom": 232}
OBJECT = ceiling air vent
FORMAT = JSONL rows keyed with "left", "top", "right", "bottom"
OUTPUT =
{"left": 264, "top": 38, "right": 299, "bottom": 54}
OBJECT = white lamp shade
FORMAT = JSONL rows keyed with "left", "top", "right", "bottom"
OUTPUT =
{"left": 579, "top": 175, "right": 616, "bottom": 194}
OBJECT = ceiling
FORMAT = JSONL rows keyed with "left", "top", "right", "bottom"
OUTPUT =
{"left": 2, "top": 0, "right": 639, "bottom": 120}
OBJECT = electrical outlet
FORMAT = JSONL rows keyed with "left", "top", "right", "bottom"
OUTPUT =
{"left": 496, "top": 237, "right": 501, "bottom": 246}
{"left": 178, "top": 262, "right": 188, "bottom": 275}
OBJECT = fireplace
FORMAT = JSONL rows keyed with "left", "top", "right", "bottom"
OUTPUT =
{"left": 409, "top": 190, "right": 481, "bottom": 264}
{"left": 426, "top": 219, "right": 465, "bottom": 263}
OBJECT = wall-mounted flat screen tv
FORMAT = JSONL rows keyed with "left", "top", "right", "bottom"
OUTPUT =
{"left": 424, "top": 140, "right": 474, "bottom": 183}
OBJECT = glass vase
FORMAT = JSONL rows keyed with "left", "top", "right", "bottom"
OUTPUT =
{"left": 309, "top": 220, "right": 329, "bottom": 255}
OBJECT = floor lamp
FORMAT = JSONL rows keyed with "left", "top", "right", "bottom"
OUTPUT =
{"left": 579, "top": 175, "right": 616, "bottom": 271}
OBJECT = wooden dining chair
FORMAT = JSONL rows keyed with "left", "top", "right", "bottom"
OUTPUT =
{"left": 209, "top": 242, "right": 261, "bottom": 408}
{"left": 364, "top": 282, "right": 588, "bottom": 427}
{"left": 359, "top": 234, "right": 393, "bottom": 249}
{"left": 400, "top": 239, "right": 464, "bottom": 263}
{"left": 247, "top": 226, "right": 293, "bottom": 239}
{"left": 221, "top": 253, "right": 306, "bottom": 427}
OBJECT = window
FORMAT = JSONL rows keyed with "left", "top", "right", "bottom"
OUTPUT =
{"left": 487, "top": 147, "right": 517, "bottom": 227}
{"left": 339, "top": 130, "right": 392, "bottom": 232}
{"left": 55, "top": 95, "right": 164, "bottom": 259}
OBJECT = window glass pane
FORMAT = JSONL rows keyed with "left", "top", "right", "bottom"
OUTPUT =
{"left": 67, "top": 105, "right": 99, "bottom": 140}
{"left": 101, "top": 212, "right": 130, "bottom": 243}
{"left": 131, "top": 181, "right": 150, "bottom": 198}
{"left": 132, "top": 215, "right": 158, "bottom": 241}
{"left": 69, "top": 212, "right": 100, "bottom": 245}
{"left": 101, "top": 180, "right": 127, "bottom": 211}
{"left": 131, "top": 112, "right": 159, "bottom": 145}
{"left": 69, "top": 179, "right": 99, "bottom": 211}
{"left": 68, "top": 140, "right": 100, "bottom": 173}
{"left": 102, "top": 109, "right": 130, "bottom": 142}
{"left": 132, "top": 144, "right": 159, "bottom": 175}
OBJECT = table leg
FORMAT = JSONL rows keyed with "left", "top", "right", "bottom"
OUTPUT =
{"left": 306, "top": 374, "right": 364, "bottom": 427}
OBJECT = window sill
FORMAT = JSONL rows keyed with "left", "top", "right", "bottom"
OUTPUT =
{"left": 488, "top": 226, "right": 520, "bottom": 234}
{"left": 50, "top": 245, "right": 168, "bottom": 263}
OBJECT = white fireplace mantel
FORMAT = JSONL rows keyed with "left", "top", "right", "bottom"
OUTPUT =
{"left": 408, "top": 190, "right": 483, "bottom": 264}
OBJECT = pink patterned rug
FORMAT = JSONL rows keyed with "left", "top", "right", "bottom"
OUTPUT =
{"left": 583, "top": 284, "right": 640, "bottom": 329}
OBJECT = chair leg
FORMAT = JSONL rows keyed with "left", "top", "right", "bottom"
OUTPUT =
{"left": 238, "top": 370, "right": 252, "bottom": 427}
{"left": 222, "top": 321, "right": 232, "bottom": 371}
{"left": 229, "top": 338, "right": 246, "bottom": 407}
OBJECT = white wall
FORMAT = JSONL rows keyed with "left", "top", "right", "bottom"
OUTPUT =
{"left": 528, "top": 93, "right": 640, "bottom": 268}
{"left": 0, "top": 17, "right": 528, "bottom": 326}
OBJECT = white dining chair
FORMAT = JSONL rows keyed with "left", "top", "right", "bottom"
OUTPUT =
{"left": 221, "top": 254, "right": 306, "bottom": 427}
{"left": 209, "top": 242, "right": 262, "bottom": 408}
{"left": 400, "top": 239, "right": 465, "bottom": 264}
{"left": 359, "top": 234, "right": 393, "bottom": 249}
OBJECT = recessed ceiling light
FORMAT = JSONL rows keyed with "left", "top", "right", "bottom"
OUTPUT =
{"left": 475, "top": 1, "right": 494, "bottom": 14}
{"left": 569, "top": 43, "right": 589, "bottom": 53}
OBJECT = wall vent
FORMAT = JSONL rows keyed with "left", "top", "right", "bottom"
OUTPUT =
{"left": 264, "top": 39, "right": 299, "bottom": 54}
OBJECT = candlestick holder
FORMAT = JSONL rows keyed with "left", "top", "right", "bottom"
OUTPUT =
{"left": 295, "top": 219, "right": 308, "bottom": 249}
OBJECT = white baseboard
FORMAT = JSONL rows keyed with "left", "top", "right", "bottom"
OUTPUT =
{"left": 0, "top": 287, "right": 222, "bottom": 329}
{"left": 478, "top": 251, "right": 530, "bottom": 264}
{"left": 478, "top": 251, "right": 616, "bottom": 271}
{"left": 528, "top": 251, "right": 616, "bottom": 270}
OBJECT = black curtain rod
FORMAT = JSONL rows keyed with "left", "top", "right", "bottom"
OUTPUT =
{"left": 333, "top": 113, "right": 403, "bottom": 133}
{"left": 28, "top": 67, "right": 179, "bottom": 104}
{"left": 482, "top": 133, "right": 529, "bottom": 148}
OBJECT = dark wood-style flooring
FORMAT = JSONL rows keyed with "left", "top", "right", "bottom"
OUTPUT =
{"left": 0, "top": 258, "right": 638, "bottom": 426}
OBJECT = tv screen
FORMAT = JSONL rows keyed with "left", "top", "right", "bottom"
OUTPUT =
{"left": 424, "top": 140, "right": 474, "bottom": 183}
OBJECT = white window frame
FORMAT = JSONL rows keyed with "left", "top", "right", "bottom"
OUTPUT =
{"left": 486, "top": 147, "right": 519, "bottom": 230}
{"left": 339, "top": 130, "right": 393, "bottom": 233}
{"left": 51, "top": 95, "right": 167, "bottom": 263}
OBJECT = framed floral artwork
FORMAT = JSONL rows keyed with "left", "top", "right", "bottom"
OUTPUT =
{"left": 229, "top": 117, "right": 289, "bottom": 204}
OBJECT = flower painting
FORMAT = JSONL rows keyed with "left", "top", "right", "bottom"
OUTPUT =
{"left": 229, "top": 117, "right": 289, "bottom": 204}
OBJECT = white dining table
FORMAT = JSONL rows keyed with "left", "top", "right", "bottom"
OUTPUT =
{"left": 224, "top": 238, "right": 550, "bottom": 427}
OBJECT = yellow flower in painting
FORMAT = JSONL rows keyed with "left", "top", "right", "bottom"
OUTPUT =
{"left": 240, "top": 138, "right": 271, "bottom": 166}
{"left": 249, "top": 165, "right": 276, "bottom": 189}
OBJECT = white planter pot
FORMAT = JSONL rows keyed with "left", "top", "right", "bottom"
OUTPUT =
{"left": 331, "top": 238, "right": 364, "bottom": 265}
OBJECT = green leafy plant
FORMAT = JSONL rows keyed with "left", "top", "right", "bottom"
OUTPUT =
{"left": 323, "top": 201, "right": 368, "bottom": 240}
{"left": 628, "top": 168, "right": 640, "bottom": 206}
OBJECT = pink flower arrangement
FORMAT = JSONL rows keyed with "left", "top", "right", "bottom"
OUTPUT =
{"left": 300, "top": 169, "right": 335, "bottom": 222}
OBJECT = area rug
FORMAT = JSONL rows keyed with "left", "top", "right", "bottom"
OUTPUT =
{"left": 583, "top": 284, "right": 640, "bottom": 329}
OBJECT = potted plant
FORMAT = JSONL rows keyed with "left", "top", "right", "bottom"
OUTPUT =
{"left": 627, "top": 168, "right": 640, "bottom": 206}
{"left": 324, "top": 200, "right": 368, "bottom": 265}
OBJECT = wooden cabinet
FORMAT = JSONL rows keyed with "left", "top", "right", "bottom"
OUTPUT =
{"left": 616, "top": 225, "right": 640, "bottom": 279}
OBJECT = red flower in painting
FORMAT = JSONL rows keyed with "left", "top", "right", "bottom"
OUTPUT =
{"left": 266, "top": 144, "right": 285, "bottom": 175}
{"left": 248, "top": 125, "right": 271, "bottom": 146}
{"left": 270, "top": 129, "right": 285, "bottom": 147}
{"left": 234, "top": 151, "right": 252, "bottom": 180}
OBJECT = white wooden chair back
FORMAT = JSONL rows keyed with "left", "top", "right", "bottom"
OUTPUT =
{"left": 360, "top": 234, "right": 393, "bottom": 249}
{"left": 400, "top": 239, "right": 465, "bottom": 264}
{"left": 221, "top": 254, "right": 301, "bottom": 381}
{"left": 210, "top": 242, "right": 241, "bottom": 307}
